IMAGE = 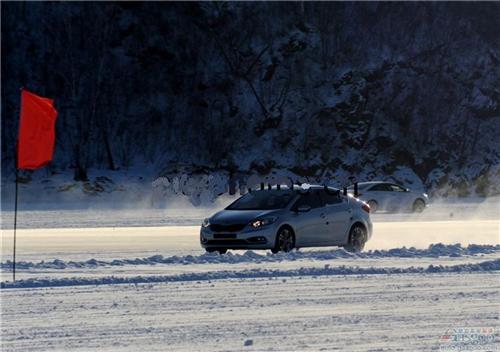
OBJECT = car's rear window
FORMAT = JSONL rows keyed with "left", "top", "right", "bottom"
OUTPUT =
{"left": 226, "top": 190, "right": 296, "bottom": 210}
{"left": 347, "top": 183, "right": 372, "bottom": 191}
{"left": 370, "top": 183, "right": 393, "bottom": 191}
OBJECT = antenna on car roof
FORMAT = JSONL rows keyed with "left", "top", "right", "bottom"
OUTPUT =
{"left": 268, "top": 184, "right": 272, "bottom": 190}
{"left": 347, "top": 176, "right": 359, "bottom": 197}
{"left": 260, "top": 183, "right": 264, "bottom": 190}
{"left": 277, "top": 184, "right": 281, "bottom": 190}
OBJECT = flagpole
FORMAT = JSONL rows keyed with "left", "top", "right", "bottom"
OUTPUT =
{"left": 13, "top": 88, "right": 22, "bottom": 282}
{"left": 13, "top": 168, "right": 18, "bottom": 282}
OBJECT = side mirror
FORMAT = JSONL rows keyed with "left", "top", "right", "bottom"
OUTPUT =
{"left": 297, "top": 205, "right": 311, "bottom": 213}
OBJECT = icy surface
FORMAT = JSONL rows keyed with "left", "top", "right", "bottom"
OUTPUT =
{"left": 2, "top": 272, "right": 498, "bottom": 351}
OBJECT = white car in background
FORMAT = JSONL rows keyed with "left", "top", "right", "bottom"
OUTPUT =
{"left": 349, "top": 181, "right": 429, "bottom": 213}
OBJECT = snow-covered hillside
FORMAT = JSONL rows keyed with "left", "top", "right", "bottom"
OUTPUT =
{"left": 2, "top": 2, "right": 499, "bottom": 202}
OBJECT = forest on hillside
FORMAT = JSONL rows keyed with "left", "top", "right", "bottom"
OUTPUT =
{"left": 2, "top": 2, "right": 499, "bottom": 196}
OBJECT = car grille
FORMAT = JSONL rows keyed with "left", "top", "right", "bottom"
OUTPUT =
{"left": 209, "top": 223, "right": 247, "bottom": 232}
{"left": 213, "top": 233, "right": 237, "bottom": 239}
{"left": 205, "top": 237, "right": 267, "bottom": 247}
{"left": 206, "top": 239, "right": 248, "bottom": 246}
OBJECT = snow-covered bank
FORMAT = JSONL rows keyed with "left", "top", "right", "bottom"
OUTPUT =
{"left": 0, "top": 167, "right": 238, "bottom": 212}
{"left": 2, "top": 166, "right": 499, "bottom": 218}
{"left": 2, "top": 258, "right": 499, "bottom": 289}
{"left": 2, "top": 244, "right": 499, "bottom": 271}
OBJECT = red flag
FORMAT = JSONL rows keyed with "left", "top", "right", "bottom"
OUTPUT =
{"left": 17, "top": 89, "right": 58, "bottom": 169}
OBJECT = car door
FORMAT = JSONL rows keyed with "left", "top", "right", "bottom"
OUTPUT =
{"left": 291, "top": 191, "right": 329, "bottom": 247}
{"left": 367, "top": 183, "right": 393, "bottom": 210}
{"left": 320, "top": 190, "right": 351, "bottom": 245}
{"left": 389, "top": 184, "right": 412, "bottom": 211}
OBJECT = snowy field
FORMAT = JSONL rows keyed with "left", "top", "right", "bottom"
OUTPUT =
{"left": 1, "top": 202, "right": 499, "bottom": 351}
{"left": 2, "top": 273, "right": 499, "bottom": 352}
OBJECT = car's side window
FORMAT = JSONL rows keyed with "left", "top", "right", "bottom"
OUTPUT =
{"left": 390, "top": 184, "right": 406, "bottom": 192}
{"left": 293, "top": 191, "right": 323, "bottom": 210}
{"left": 370, "top": 184, "right": 392, "bottom": 192}
{"left": 320, "top": 190, "right": 342, "bottom": 205}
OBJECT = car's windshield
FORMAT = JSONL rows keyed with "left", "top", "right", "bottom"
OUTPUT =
{"left": 226, "top": 190, "right": 296, "bottom": 210}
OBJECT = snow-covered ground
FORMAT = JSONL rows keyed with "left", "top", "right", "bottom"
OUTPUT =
{"left": 1, "top": 202, "right": 499, "bottom": 351}
{"left": 2, "top": 271, "right": 499, "bottom": 351}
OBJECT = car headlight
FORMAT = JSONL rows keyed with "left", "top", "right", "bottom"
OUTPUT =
{"left": 250, "top": 217, "right": 277, "bottom": 229}
{"left": 202, "top": 218, "right": 210, "bottom": 228}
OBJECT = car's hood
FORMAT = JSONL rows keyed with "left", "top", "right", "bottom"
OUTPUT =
{"left": 210, "top": 209, "right": 278, "bottom": 225}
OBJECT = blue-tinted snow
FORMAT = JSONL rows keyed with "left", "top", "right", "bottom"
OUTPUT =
{"left": 2, "top": 244, "right": 499, "bottom": 271}
{"left": 2, "top": 258, "right": 499, "bottom": 289}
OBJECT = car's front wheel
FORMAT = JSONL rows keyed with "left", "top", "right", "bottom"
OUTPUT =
{"left": 344, "top": 224, "right": 367, "bottom": 253}
{"left": 413, "top": 199, "right": 425, "bottom": 213}
{"left": 271, "top": 227, "right": 295, "bottom": 253}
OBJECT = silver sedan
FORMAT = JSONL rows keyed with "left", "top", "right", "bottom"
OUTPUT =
{"left": 349, "top": 181, "right": 429, "bottom": 213}
{"left": 200, "top": 185, "right": 372, "bottom": 254}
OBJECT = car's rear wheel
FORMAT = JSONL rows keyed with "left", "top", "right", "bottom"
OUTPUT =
{"left": 271, "top": 227, "right": 295, "bottom": 254}
{"left": 206, "top": 248, "right": 227, "bottom": 255}
{"left": 344, "top": 224, "right": 367, "bottom": 253}
{"left": 413, "top": 199, "right": 425, "bottom": 213}
{"left": 367, "top": 200, "right": 378, "bottom": 213}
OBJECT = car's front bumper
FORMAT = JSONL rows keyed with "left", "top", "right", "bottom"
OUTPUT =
{"left": 200, "top": 225, "right": 277, "bottom": 249}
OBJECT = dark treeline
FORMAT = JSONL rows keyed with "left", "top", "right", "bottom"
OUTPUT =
{"left": 2, "top": 2, "right": 499, "bottom": 194}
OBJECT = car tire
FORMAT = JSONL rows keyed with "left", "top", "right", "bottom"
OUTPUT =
{"left": 271, "top": 227, "right": 295, "bottom": 254}
{"left": 344, "top": 224, "right": 367, "bottom": 253}
{"left": 367, "top": 200, "right": 378, "bottom": 213}
{"left": 413, "top": 199, "right": 425, "bottom": 213}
